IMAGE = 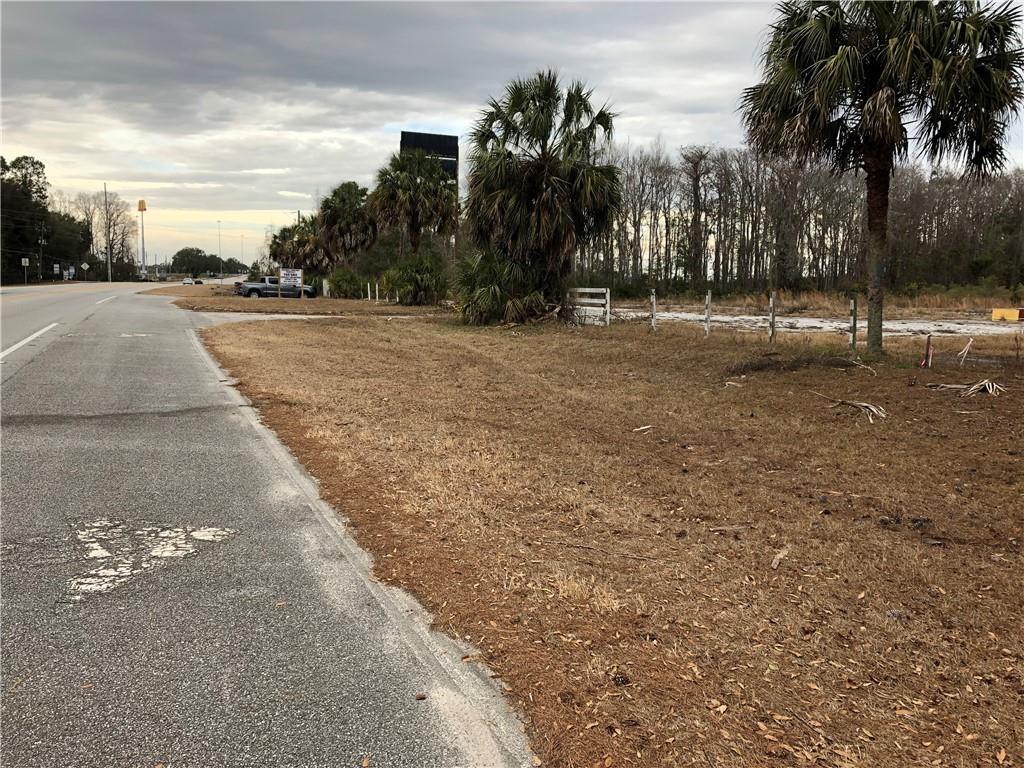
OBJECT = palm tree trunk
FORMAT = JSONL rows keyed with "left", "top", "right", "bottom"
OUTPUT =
{"left": 864, "top": 148, "right": 892, "bottom": 357}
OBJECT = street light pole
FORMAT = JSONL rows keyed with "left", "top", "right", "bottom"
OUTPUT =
{"left": 218, "top": 220, "right": 223, "bottom": 284}
{"left": 140, "top": 207, "right": 146, "bottom": 277}
{"left": 104, "top": 183, "right": 112, "bottom": 283}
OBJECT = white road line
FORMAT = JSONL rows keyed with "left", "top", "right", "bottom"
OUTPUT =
{"left": 0, "top": 322, "right": 60, "bottom": 360}
{"left": 95, "top": 296, "right": 115, "bottom": 305}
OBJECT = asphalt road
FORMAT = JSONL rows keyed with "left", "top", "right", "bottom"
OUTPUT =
{"left": 1, "top": 284, "right": 532, "bottom": 767}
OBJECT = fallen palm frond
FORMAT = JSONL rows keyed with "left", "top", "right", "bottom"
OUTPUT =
{"left": 810, "top": 390, "right": 889, "bottom": 423}
{"left": 956, "top": 338, "right": 973, "bottom": 367}
{"left": 926, "top": 379, "right": 1006, "bottom": 397}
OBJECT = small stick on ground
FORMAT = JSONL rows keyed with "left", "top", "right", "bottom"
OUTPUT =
{"left": 849, "top": 358, "right": 877, "bottom": 376}
{"left": 536, "top": 539, "right": 663, "bottom": 563}
{"left": 810, "top": 391, "right": 889, "bottom": 423}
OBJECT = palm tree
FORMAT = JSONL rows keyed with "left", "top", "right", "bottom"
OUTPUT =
{"left": 317, "top": 181, "right": 377, "bottom": 267}
{"left": 742, "top": 0, "right": 1023, "bottom": 355}
{"left": 370, "top": 150, "right": 457, "bottom": 255}
{"left": 465, "top": 70, "right": 622, "bottom": 317}
{"left": 270, "top": 215, "right": 320, "bottom": 271}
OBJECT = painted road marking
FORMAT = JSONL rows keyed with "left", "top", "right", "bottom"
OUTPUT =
{"left": 0, "top": 322, "right": 59, "bottom": 360}
{"left": 95, "top": 296, "right": 115, "bottom": 305}
{"left": 69, "top": 519, "right": 236, "bottom": 599}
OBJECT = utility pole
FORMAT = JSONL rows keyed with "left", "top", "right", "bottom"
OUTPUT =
{"left": 138, "top": 200, "right": 147, "bottom": 279}
{"left": 104, "top": 183, "right": 112, "bottom": 283}
{"left": 217, "top": 220, "right": 223, "bottom": 283}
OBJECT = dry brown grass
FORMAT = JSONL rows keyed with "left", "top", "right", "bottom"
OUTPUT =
{"left": 620, "top": 290, "right": 1016, "bottom": 320}
{"left": 141, "top": 283, "right": 238, "bottom": 298}
{"left": 174, "top": 295, "right": 448, "bottom": 316}
{"left": 202, "top": 319, "right": 1023, "bottom": 768}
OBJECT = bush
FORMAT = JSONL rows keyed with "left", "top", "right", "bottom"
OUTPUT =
{"left": 382, "top": 253, "right": 447, "bottom": 306}
{"left": 326, "top": 266, "right": 366, "bottom": 299}
{"left": 455, "top": 251, "right": 549, "bottom": 324}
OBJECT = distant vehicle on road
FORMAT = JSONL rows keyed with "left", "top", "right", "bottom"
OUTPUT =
{"left": 234, "top": 275, "right": 315, "bottom": 299}
{"left": 194, "top": 279, "right": 203, "bottom": 285}
{"left": 182, "top": 278, "right": 194, "bottom": 285}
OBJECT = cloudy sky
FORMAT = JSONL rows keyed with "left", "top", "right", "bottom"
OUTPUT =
{"left": 2, "top": 2, "right": 1021, "bottom": 262}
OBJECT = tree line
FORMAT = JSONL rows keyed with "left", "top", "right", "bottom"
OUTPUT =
{"left": 2, "top": 155, "right": 140, "bottom": 282}
{"left": 580, "top": 142, "right": 1023, "bottom": 297}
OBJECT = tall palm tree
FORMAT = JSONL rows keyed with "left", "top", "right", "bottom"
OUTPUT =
{"left": 742, "top": 0, "right": 1023, "bottom": 355}
{"left": 466, "top": 69, "right": 622, "bottom": 314}
{"left": 317, "top": 181, "right": 377, "bottom": 267}
{"left": 370, "top": 150, "right": 457, "bottom": 255}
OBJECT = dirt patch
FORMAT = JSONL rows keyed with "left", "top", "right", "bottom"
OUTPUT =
{"left": 174, "top": 295, "right": 449, "bottom": 316}
{"left": 202, "top": 319, "right": 1023, "bottom": 768}
{"left": 725, "top": 352, "right": 863, "bottom": 376}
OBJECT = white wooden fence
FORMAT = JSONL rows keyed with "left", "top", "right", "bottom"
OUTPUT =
{"left": 568, "top": 287, "right": 611, "bottom": 327}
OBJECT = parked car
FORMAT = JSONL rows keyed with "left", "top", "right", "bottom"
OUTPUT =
{"left": 182, "top": 277, "right": 194, "bottom": 285}
{"left": 233, "top": 275, "right": 315, "bottom": 298}
{"left": 194, "top": 279, "right": 203, "bottom": 285}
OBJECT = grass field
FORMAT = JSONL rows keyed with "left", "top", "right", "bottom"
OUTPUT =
{"left": 202, "top": 318, "right": 1022, "bottom": 768}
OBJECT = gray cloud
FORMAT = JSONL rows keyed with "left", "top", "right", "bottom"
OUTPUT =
{"left": 2, "top": 2, "right": 1019, "bottom": 259}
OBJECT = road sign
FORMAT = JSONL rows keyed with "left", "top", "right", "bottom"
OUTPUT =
{"left": 280, "top": 268, "right": 303, "bottom": 288}
{"left": 53, "top": 263, "right": 60, "bottom": 275}
{"left": 81, "top": 262, "right": 90, "bottom": 271}
{"left": 21, "top": 257, "right": 29, "bottom": 267}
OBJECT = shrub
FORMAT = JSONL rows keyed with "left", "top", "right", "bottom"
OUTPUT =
{"left": 326, "top": 266, "right": 366, "bottom": 299}
{"left": 455, "top": 250, "right": 548, "bottom": 324}
{"left": 382, "top": 253, "right": 447, "bottom": 306}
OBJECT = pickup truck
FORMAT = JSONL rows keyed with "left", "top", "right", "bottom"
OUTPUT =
{"left": 234, "top": 276, "right": 315, "bottom": 298}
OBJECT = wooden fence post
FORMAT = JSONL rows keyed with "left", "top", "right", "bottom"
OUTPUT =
{"left": 375, "top": 282, "right": 379, "bottom": 303}
{"left": 704, "top": 290, "right": 711, "bottom": 337}
{"left": 604, "top": 287, "right": 611, "bottom": 327}
{"left": 769, "top": 291, "right": 777, "bottom": 343}
{"left": 650, "top": 289, "right": 657, "bottom": 331}
{"left": 849, "top": 296, "right": 857, "bottom": 350}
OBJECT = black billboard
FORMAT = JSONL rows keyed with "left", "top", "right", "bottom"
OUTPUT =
{"left": 400, "top": 131, "right": 458, "bottom": 179}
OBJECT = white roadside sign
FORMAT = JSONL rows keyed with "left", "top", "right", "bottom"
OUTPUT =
{"left": 280, "top": 268, "right": 303, "bottom": 288}
{"left": 21, "top": 257, "right": 29, "bottom": 267}
{"left": 81, "top": 262, "right": 90, "bottom": 271}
